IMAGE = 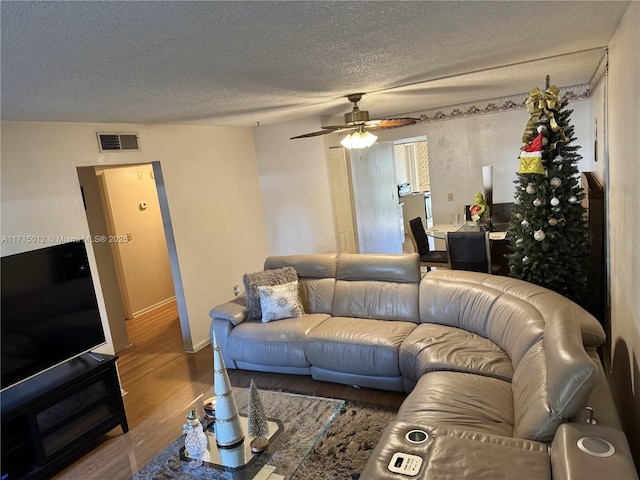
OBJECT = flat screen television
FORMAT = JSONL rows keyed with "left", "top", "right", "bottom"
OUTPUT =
{"left": 1, "top": 241, "right": 106, "bottom": 391}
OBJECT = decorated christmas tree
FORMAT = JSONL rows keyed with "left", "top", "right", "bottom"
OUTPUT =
{"left": 507, "top": 80, "right": 590, "bottom": 305}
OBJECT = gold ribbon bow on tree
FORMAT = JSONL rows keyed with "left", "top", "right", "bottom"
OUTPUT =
{"left": 521, "top": 85, "right": 567, "bottom": 150}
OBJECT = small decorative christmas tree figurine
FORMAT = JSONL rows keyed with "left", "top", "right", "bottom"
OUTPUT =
{"left": 507, "top": 77, "right": 590, "bottom": 305}
{"left": 247, "top": 379, "right": 269, "bottom": 453}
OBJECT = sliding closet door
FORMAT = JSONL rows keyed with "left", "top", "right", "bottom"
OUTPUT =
{"left": 328, "top": 147, "right": 357, "bottom": 253}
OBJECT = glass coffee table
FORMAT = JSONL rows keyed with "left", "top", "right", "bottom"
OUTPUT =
{"left": 132, "top": 388, "right": 344, "bottom": 480}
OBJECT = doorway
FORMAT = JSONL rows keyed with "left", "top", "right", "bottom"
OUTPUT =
{"left": 394, "top": 137, "right": 432, "bottom": 250}
{"left": 77, "top": 163, "right": 184, "bottom": 353}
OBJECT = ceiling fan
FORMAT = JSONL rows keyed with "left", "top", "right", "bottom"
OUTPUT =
{"left": 290, "top": 93, "right": 418, "bottom": 149}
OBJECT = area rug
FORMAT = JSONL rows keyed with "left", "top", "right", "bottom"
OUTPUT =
{"left": 130, "top": 397, "right": 397, "bottom": 480}
{"left": 291, "top": 401, "right": 397, "bottom": 480}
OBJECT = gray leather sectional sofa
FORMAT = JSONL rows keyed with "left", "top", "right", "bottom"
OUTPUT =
{"left": 209, "top": 253, "right": 637, "bottom": 479}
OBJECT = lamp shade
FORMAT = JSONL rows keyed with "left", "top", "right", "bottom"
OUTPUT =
{"left": 340, "top": 130, "right": 377, "bottom": 149}
{"left": 481, "top": 165, "right": 493, "bottom": 227}
{"left": 482, "top": 165, "right": 493, "bottom": 191}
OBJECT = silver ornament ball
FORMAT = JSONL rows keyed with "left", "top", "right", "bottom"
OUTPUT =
{"left": 533, "top": 198, "right": 542, "bottom": 207}
{"left": 550, "top": 177, "right": 562, "bottom": 188}
{"left": 550, "top": 197, "right": 560, "bottom": 207}
{"left": 534, "top": 230, "right": 546, "bottom": 241}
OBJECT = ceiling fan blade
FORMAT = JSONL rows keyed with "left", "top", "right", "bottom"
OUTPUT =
{"left": 290, "top": 127, "right": 348, "bottom": 139}
{"left": 291, "top": 93, "right": 419, "bottom": 140}
{"left": 365, "top": 118, "right": 418, "bottom": 130}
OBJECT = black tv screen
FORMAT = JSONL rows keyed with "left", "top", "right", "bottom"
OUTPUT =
{"left": 1, "top": 241, "right": 106, "bottom": 391}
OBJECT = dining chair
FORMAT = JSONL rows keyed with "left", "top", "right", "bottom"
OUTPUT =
{"left": 445, "top": 231, "right": 501, "bottom": 274}
{"left": 407, "top": 217, "right": 449, "bottom": 271}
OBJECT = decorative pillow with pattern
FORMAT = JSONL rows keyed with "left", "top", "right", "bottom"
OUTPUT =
{"left": 258, "top": 281, "right": 304, "bottom": 323}
{"left": 243, "top": 267, "right": 298, "bottom": 321}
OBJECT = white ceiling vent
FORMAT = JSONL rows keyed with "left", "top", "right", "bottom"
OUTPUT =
{"left": 97, "top": 133, "right": 140, "bottom": 152}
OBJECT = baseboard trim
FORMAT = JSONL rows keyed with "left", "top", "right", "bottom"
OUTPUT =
{"left": 131, "top": 296, "right": 177, "bottom": 319}
{"left": 185, "top": 337, "right": 210, "bottom": 354}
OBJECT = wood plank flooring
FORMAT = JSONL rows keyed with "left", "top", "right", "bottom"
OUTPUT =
{"left": 52, "top": 301, "right": 406, "bottom": 479}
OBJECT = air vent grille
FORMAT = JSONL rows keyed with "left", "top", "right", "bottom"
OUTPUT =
{"left": 97, "top": 133, "right": 140, "bottom": 152}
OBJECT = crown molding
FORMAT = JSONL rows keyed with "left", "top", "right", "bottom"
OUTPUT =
{"left": 389, "top": 84, "right": 590, "bottom": 125}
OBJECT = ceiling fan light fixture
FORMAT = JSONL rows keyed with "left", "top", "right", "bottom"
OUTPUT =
{"left": 340, "top": 129, "right": 378, "bottom": 149}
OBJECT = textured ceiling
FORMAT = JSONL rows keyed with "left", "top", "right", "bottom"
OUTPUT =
{"left": 0, "top": 1, "right": 629, "bottom": 127}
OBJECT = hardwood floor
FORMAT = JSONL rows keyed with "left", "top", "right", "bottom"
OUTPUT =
{"left": 52, "top": 301, "right": 406, "bottom": 479}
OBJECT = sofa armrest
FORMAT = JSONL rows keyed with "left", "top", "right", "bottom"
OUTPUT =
{"left": 551, "top": 423, "right": 638, "bottom": 480}
{"left": 209, "top": 295, "right": 248, "bottom": 326}
{"left": 210, "top": 318, "right": 237, "bottom": 368}
{"left": 360, "top": 421, "right": 551, "bottom": 479}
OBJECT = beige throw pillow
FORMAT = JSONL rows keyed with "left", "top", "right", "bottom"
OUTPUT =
{"left": 258, "top": 280, "right": 304, "bottom": 323}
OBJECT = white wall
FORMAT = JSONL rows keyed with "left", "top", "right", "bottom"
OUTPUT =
{"left": 253, "top": 117, "right": 337, "bottom": 255}
{"left": 371, "top": 102, "right": 592, "bottom": 251}
{"left": 376, "top": 102, "right": 593, "bottom": 225}
{"left": 606, "top": 1, "right": 640, "bottom": 466}
{"left": 253, "top": 101, "right": 593, "bottom": 255}
{"left": 1, "top": 121, "right": 270, "bottom": 353}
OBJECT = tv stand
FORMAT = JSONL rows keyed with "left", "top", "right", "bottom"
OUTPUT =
{"left": 1, "top": 353, "right": 128, "bottom": 480}
{"left": 87, "top": 352, "right": 105, "bottom": 363}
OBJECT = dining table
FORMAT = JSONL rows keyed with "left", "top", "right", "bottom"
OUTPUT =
{"left": 427, "top": 223, "right": 509, "bottom": 275}
{"left": 426, "top": 223, "right": 508, "bottom": 241}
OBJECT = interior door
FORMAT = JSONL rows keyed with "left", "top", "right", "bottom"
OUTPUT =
{"left": 349, "top": 142, "right": 403, "bottom": 253}
{"left": 328, "top": 147, "right": 357, "bottom": 253}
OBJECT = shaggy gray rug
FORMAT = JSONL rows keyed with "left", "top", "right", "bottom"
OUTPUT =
{"left": 130, "top": 399, "right": 397, "bottom": 480}
{"left": 291, "top": 401, "right": 397, "bottom": 480}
